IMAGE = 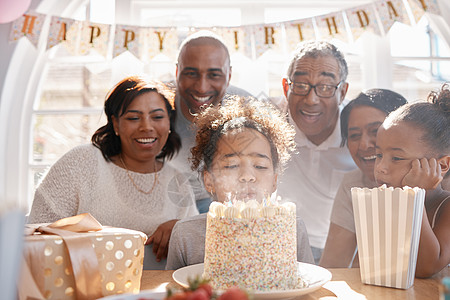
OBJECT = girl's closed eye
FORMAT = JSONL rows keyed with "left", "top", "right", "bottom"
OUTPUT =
{"left": 392, "top": 156, "right": 405, "bottom": 161}
{"left": 221, "top": 158, "right": 239, "bottom": 169}
{"left": 224, "top": 164, "right": 238, "bottom": 169}
{"left": 255, "top": 164, "right": 268, "bottom": 170}
{"left": 253, "top": 159, "right": 270, "bottom": 170}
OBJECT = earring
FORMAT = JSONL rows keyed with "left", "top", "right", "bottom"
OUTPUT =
{"left": 115, "top": 132, "right": 119, "bottom": 136}
{"left": 168, "top": 130, "right": 171, "bottom": 134}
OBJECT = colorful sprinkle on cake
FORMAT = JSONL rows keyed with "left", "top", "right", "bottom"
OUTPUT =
{"left": 203, "top": 200, "right": 299, "bottom": 291}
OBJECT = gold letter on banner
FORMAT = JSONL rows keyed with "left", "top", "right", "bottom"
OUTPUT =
{"left": 89, "top": 26, "right": 101, "bottom": 44}
{"left": 324, "top": 16, "right": 339, "bottom": 34}
{"left": 234, "top": 31, "right": 239, "bottom": 50}
{"left": 264, "top": 26, "right": 275, "bottom": 45}
{"left": 155, "top": 31, "right": 166, "bottom": 51}
{"left": 416, "top": 0, "right": 428, "bottom": 10}
{"left": 386, "top": 1, "right": 399, "bottom": 18}
{"left": 57, "top": 23, "right": 67, "bottom": 41}
{"left": 22, "top": 15, "right": 37, "bottom": 35}
{"left": 356, "top": 10, "right": 370, "bottom": 28}
{"left": 123, "top": 30, "right": 135, "bottom": 48}
{"left": 296, "top": 23, "right": 304, "bottom": 41}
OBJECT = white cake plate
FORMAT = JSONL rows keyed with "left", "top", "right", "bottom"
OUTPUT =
{"left": 172, "top": 262, "right": 332, "bottom": 300}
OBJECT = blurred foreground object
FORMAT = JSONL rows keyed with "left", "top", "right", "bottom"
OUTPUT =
{"left": 0, "top": 0, "right": 31, "bottom": 23}
{"left": 0, "top": 204, "right": 26, "bottom": 300}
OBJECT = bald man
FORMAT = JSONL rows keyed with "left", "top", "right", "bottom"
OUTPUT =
{"left": 169, "top": 31, "right": 251, "bottom": 213}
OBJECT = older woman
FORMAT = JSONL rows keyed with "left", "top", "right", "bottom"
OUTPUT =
{"left": 319, "top": 88, "right": 407, "bottom": 268}
{"left": 28, "top": 76, "right": 198, "bottom": 269}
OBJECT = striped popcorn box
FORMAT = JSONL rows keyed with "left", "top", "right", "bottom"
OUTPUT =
{"left": 351, "top": 186, "right": 425, "bottom": 289}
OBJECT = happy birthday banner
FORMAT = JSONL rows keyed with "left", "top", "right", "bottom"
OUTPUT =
{"left": 8, "top": 0, "right": 442, "bottom": 61}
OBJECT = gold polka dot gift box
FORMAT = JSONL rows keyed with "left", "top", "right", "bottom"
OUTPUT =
{"left": 18, "top": 213, "right": 146, "bottom": 300}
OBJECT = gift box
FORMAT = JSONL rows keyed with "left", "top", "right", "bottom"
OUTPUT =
{"left": 19, "top": 213, "right": 147, "bottom": 300}
{"left": 351, "top": 186, "right": 425, "bottom": 289}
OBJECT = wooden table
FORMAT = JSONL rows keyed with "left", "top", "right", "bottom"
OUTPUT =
{"left": 140, "top": 266, "right": 449, "bottom": 299}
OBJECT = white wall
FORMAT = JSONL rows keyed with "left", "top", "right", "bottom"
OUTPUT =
{"left": 0, "top": 21, "right": 26, "bottom": 205}
{"left": 0, "top": 23, "right": 16, "bottom": 99}
{"left": 0, "top": 0, "right": 74, "bottom": 206}
{"left": 1, "top": 0, "right": 449, "bottom": 208}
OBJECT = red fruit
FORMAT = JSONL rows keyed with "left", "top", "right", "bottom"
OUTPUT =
{"left": 197, "top": 283, "right": 213, "bottom": 297}
{"left": 217, "top": 286, "right": 248, "bottom": 300}
{"left": 186, "top": 289, "right": 209, "bottom": 300}
{"left": 166, "top": 291, "right": 192, "bottom": 300}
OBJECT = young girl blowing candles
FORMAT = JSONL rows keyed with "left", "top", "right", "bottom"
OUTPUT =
{"left": 165, "top": 96, "right": 314, "bottom": 270}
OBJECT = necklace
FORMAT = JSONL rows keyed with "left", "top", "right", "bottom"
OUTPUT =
{"left": 119, "top": 155, "right": 158, "bottom": 194}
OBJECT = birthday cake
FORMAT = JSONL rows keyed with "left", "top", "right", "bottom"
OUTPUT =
{"left": 203, "top": 199, "right": 301, "bottom": 291}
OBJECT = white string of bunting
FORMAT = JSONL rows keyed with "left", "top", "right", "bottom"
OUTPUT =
{"left": 8, "top": 0, "right": 442, "bottom": 61}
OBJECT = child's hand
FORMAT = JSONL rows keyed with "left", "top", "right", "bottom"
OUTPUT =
{"left": 145, "top": 219, "right": 179, "bottom": 261}
{"left": 401, "top": 158, "right": 443, "bottom": 189}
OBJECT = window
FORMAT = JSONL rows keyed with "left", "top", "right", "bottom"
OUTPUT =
{"left": 2, "top": 0, "right": 447, "bottom": 209}
{"left": 31, "top": 62, "right": 109, "bottom": 197}
{"left": 389, "top": 18, "right": 450, "bottom": 101}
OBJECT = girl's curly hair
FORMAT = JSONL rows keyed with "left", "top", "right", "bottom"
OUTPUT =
{"left": 190, "top": 96, "right": 296, "bottom": 174}
{"left": 385, "top": 83, "right": 450, "bottom": 158}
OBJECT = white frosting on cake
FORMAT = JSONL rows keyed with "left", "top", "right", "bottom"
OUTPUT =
{"left": 203, "top": 200, "right": 299, "bottom": 291}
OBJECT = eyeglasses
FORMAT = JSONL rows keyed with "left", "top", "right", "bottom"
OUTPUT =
{"left": 287, "top": 80, "right": 343, "bottom": 98}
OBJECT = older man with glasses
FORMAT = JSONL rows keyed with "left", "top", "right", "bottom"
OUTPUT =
{"left": 277, "top": 40, "right": 356, "bottom": 264}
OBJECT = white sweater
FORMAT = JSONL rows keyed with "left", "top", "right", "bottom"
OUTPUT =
{"left": 28, "top": 144, "right": 199, "bottom": 236}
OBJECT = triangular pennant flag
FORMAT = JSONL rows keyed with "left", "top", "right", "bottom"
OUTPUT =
{"left": 375, "top": 0, "right": 411, "bottom": 34}
{"left": 345, "top": 3, "right": 381, "bottom": 41}
{"left": 113, "top": 24, "right": 142, "bottom": 59}
{"left": 214, "top": 27, "right": 252, "bottom": 59}
{"left": 9, "top": 11, "right": 45, "bottom": 48}
{"left": 7, "top": 1, "right": 446, "bottom": 62}
{"left": 79, "top": 21, "right": 110, "bottom": 57}
{"left": 252, "top": 23, "right": 283, "bottom": 58}
{"left": 47, "top": 16, "right": 76, "bottom": 50}
{"left": 315, "top": 12, "right": 348, "bottom": 42}
{"left": 145, "top": 28, "right": 178, "bottom": 61}
{"left": 407, "top": 0, "right": 441, "bottom": 22}
{"left": 241, "top": 26, "right": 255, "bottom": 59}
{"left": 61, "top": 21, "right": 82, "bottom": 56}
{"left": 285, "top": 18, "right": 316, "bottom": 53}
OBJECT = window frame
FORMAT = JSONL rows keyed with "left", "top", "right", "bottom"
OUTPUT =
{"left": 0, "top": 0, "right": 449, "bottom": 210}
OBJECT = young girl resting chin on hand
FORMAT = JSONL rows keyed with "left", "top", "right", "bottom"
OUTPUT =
{"left": 320, "top": 89, "right": 407, "bottom": 268}
{"left": 374, "top": 84, "right": 450, "bottom": 278}
{"left": 165, "top": 96, "right": 314, "bottom": 270}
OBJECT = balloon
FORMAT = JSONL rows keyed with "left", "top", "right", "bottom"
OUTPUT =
{"left": 0, "top": 0, "right": 32, "bottom": 24}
